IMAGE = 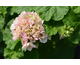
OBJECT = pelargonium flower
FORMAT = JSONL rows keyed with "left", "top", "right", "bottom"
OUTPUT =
{"left": 10, "top": 11, "right": 51, "bottom": 51}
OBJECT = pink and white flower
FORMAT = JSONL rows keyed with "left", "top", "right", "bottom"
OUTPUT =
{"left": 10, "top": 11, "right": 51, "bottom": 51}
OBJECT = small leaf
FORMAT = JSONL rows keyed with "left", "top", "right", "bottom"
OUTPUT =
{"left": 44, "top": 24, "right": 58, "bottom": 36}
{"left": 51, "top": 27, "right": 58, "bottom": 35}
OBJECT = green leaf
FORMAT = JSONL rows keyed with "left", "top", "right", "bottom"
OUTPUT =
{"left": 0, "top": 16, "right": 5, "bottom": 30}
{"left": 4, "top": 39, "right": 24, "bottom": 59}
{"left": 35, "top": 6, "right": 55, "bottom": 21}
{"left": 6, "top": 19, "right": 14, "bottom": 28}
{"left": 52, "top": 6, "right": 69, "bottom": 21}
{"left": 3, "top": 28, "right": 12, "bottom": 42}
{"left": 34, "top": 6, "right": 69, "bottom": 21}
{"left": 52, "top": 27, "right": 58, "bottom": 35}
{"left": 62, "top": 10, "right": 79, "bottom": 27}
{"left": 44, "top": 24, "right": 58, "bottom": 36}
{"left": 43, "top": 19, "right": 59, "bottom": 36}
{"left": 0, "top": 6, "right": 8, "bottom": 17}
{"left": 68, "top": 28, "right": 80, "bottom": 44}
{"left": 71, "top": 6, "right": 80, "bottom": 14}
{"left": 0, "top": 16, "right": 5, "bottom": 42}
{"left": 9, "top": 6, "right": 33, "bottom": 15}
{"left": 4, "top": 48, "right": 24, "bottom": 59}
{"left": 3, "top": 27, "right": 21, "bottom": 50}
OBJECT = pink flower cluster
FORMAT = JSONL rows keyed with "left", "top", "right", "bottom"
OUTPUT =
{"left": 10, "top": 11, "right": 51, "bottom": 51}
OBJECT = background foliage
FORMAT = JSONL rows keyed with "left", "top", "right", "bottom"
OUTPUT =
{"left": 0, "top": 6, "right": 80, "bottom": 59}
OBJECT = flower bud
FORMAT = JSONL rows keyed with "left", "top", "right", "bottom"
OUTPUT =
{"left": 66, "top": 31, "right": 69, "bottom": 34}
{"left": 70, "top": 28, "right": 74, "bottom": 31}
{"left": 67, "top": 26, "right": 70, "bottom": 29}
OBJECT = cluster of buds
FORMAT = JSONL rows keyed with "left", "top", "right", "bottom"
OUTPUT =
{"left": 60, "top": 25, "right": 74, "bottom": 37}
{"left": 10, "top": 11, "right": 51, "bottom": 51}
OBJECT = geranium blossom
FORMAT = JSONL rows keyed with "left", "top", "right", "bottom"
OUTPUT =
{"left": 10, "top": 11, "right": 51, "bottom": 51}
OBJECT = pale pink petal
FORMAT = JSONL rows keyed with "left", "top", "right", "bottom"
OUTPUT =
{"left": 40, "top": 37, "right": 47, "bottom": 43}
{"left": 30, "top": 43, "right": 37, "bottom": 48}
{"left": 22, "top": 43, "right": 27, "bottom": 50}
{"left": 27, "top": 46, "right": 33, "bottom": 51}
{"left": 48, "top": 36, "right": 51, "bottom": 40}
{"left": 10, "top": 24, "right": 15, "bottom": 30}
{"left": 22, "top": 43, "right": 29, "bottom": 50}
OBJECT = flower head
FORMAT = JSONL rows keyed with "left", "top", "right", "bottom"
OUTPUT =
{"left": 10, "top": 11, "right": 51, "bottom": 51}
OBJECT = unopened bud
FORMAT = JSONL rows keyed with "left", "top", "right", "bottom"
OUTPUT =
{"left": 67, "top": 26, "right": 70, "bottom": 29}
{"left": 70, "top": 28, "right": 74, "bottom": 31}
{"left": 66, "top": 31, "right": 69, "bottom": 34}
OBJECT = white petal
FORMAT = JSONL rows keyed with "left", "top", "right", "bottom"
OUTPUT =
{"left": 12, "top": 36, "right": 16, "bottom": 41}
{"left": 27, "top": 43, "right": 30, "bottom": 46}
{"left": 40, "top": 37, "right": 47, "bottom": 43}
{"left": 30, "top": 43, "right": 37, "bottom": 48}
{"left": 27, "top": 46, "right": 33, "bottom": 51}
{"left": 48, "top": 36, "right": 51, "bottom": 40}
{"left": 21, "top": 11, "right": 26, "bottom": 14}
{"left": 10, "top": 24, "right": 15, "bottom": 30}
{"left": 22, "top": 44, "right": 27, "bottom": 50}
{"left": 42, "top": 20, "right": 44, "bottom": 24}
